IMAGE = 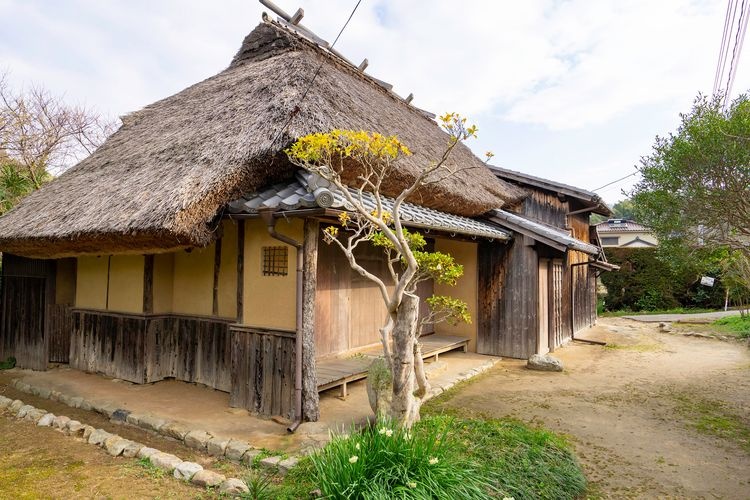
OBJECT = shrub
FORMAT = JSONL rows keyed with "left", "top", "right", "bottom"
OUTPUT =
{"left": 308, "top": 417, "right": 491, "bottom": 499}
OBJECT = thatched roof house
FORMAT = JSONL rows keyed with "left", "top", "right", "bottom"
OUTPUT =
{"left": 0, "top": 18, "right": 524, "bottom": 258}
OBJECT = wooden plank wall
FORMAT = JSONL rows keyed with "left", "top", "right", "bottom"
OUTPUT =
{"left": 477, "top": 239, "right": 538, "bottom": 358}
{"left": 144, "top": 316, "right": 233, "bottom": 392}
{"left": 0, "top": 276, "right": 48, "bottom": 370}
{"left": 69, "top": 312, "right": 148, "bottom": 383}
{"left": 48, "top": 304, "right": 73, "bottom": 363}
{"left": 569, "top": 213, "right": 597, "bottom": 334}
{"left": 229, "top": 326, "right": 295, "bottom": 419}
{"left": 550, "top": 260, "right": 565, "bottom": 349}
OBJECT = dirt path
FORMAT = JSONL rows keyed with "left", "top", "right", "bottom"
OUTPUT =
{"left": 430, "top": 317, "right": 750, "bottom": 499}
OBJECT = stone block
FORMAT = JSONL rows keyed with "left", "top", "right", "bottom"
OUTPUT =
{"left": 36, "top": 413, "right": 55, "bottom": 427}
{"left": 219, "top": 478, "right": 249, "bottom": 495}
{"left": 125, "top": 413, "right": 143, "bottom": 426}
{"left": 16, "top": 382, "right": 31, "bottom": 393}
{"left": 259, "top": 455, "right": 281, "bottom": 471}
{"left": 160, "top": 421, "right": 189, "bottom": 441}
{"left": 191, "top": 469, "right": 226, "bottom": 488}
{"left": 0, "top": 396, "right": 12, "bottom": 410}
{"left": 24, "top": 408, "right": 47, "bottom": 423}
{"left": 136, "top": 447, "right": 160, "bottom": 459}
{"left": 241, "top": 449, "right": 263, "bottom": 465}
{"left": 16, "top": 404, "right": 35, "bottom": 418}
{"left": 49, "top": 390, "right": 62, "bottom": 401}
{"left": 69, "top": 396, "right": 84, "bottom": 408}
{"left": 87, "top": 428, "right": 113, "bottom": 446}
{"left": 82, "top": 425, "right": 96, "bottom": 440}
{"left": 184, "top": 430, "right": 213, "bottom": 450}
{"left": 53, "top": 415, "right": 71, "bottom": 430}
{"left": 527, "top": 354, "right": 564, "bottom": 372}
{"left": 122, "top": 441, "right": 144, "bottom": 458}
{"left": 34, "top": 387, "right": 52, "bottom": 399}
{"left": 66, "top": 421, "right": 85, "bottom": 437}
{"left": 138, "top": 414, "right": 167, "bottom": 432}
{"left": 225, "top": 440, "right": 252, "bottom": 462}
{"left": 105, "top": 436, "right": 131, "bottom": 457}
{"left": 173, "top": 461, "right": 203, "bottom": 480}
{"left": 207, "top": 437, "right": 230, "bottom": 457}
{"left": 278, "top": 456, "right": 300, "bottom": 475}
{"left": 78, "top": 399, "right": 94, "bottom": 411}
{"left": 8, "top": 400, "right": 24, "bottom": 414}
{"left": 110, "top": 409, "right": 130, "bottom": 422}
{"left": 149, "top": 452, "right": 182, "bottom": 472}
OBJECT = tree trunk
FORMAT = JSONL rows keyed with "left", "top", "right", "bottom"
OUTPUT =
{"left": 389, "top": 292, "right": 420, "bottom": 427}
{"left": 301, "top": 219, "right": 320, "bottom": 421}
{"left": 413, "top": 340, "right": 429, "bottom": 398}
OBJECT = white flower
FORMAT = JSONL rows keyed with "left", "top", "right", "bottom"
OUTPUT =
{"left": 355, "top": 442, "right": 360, "bottom": 450}
{"left": 503, "top": 497, "right": 515, "bottom": 500}
{"left": 378, "top": 427, "right": 386, "bottom": 435}
{"left": 407, "top": 482, "right": 417, "bottom": 489}
{"left": 349, "top": 455, "right": 358, "bottom": 464}
{"left": 428, "top": 457, "right": 439, "bottom": 465}
{"left": 385, "top": 429, "right": 394, "bottom": 437}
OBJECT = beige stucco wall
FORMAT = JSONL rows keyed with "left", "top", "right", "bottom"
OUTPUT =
{"left": 153, "top": 253, "right": 175, "bottom": 314}
{"left": 107, "top": 255, "right": 145, "bottom": 313}
{"left": 600, "top": 231, "right": 658, "bottom": 248}
{"left": 75, "top": 256, "right": 109, "bottom": 310}
{"left": 172, "top": 244, "right": 214, "bottom": 316}
{"left": 243, "top": 218, "right": 302, "bottom": 331}
{"left": 433, "top": 239, "right": 478, "bottom": 352}
{"left": 218, "top": 220, "right": 238, "bottom": 319}
{"left": 55, "top": 259, "right": 77, "bottom": 305}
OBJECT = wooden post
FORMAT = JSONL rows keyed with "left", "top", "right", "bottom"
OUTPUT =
{"left": 212, "top": 238, "right": 222, "bottom": 316}
{"left": 301, "top": 219, "right": 320, "bottom": 421}
{"left": 143, "top": 255, "right": 154, "bottom": 314}
{"left": 237, "top": 220, "right": 245, "bottom": 324}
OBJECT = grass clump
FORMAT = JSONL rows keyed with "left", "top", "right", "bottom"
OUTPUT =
{"left": 671, "top": 392, "right": 750, "bottom": 452}
{"left": 713, "top": 315, "right": 750, "bottom": 338}
{"left": 308, "top": 417, "right": 489, "bottom": 499}
{"left": 283, "top": 414, "right": 586, "bottom": 499}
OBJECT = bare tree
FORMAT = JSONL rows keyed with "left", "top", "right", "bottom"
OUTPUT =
{"left": 0, "top": 70, "right": 115, "bottom": 191}
{"left": 287, "top": 114, "right": 482, "bottom": 427}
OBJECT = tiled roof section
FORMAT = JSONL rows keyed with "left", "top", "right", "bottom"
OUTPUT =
{"left": 595, "top": 219, "right": 651, "bottom": 233}
{"left": 487, "top": 209, "right": 601, "bottom": 255}
{"left": 228, "top": 172, "right": 511, "bottom": 241}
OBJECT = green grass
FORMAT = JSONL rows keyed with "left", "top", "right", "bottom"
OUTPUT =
{"left": 601, "top": 307, "right": 718, "bottom": 317}
{"left": 272, "top": 413, "right": 586, "bottom": 499}
{"left": 712, "top": 315, "right": 750, "bottom": 338}
{"left": 671, "top": 392, "right": 750, "bottom": 453}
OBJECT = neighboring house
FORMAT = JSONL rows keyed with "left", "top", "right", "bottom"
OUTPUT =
{"left": 595, "top": 219, "right": 658, "bottom": 248}
{"left": 484, "top": 166, "right": 616, "bottom": 358}
{"left": 0, "top": 17, "right": 613, "bottom": 423}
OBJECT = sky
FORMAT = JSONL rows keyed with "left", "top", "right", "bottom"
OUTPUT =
{"left": 1, "top": 0, "right": 748, "bottom": 205}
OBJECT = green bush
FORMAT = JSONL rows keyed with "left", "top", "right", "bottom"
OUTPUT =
{"left": 308, "top": 417, "right": 490, "bottom": 499}
{"left": 713, "top": 315, "right": 750, "bottom": 338}
{"left": 600, "top": 248, "right": 727, "bottom": 311}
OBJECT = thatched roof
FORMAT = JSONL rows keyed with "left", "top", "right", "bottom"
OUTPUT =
{"left": 0, "top": 18, "right": 525, "bottom": 258}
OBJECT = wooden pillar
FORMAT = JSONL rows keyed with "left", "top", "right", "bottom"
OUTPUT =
{"left": 237, "top": 220, "right": 245, "bottom": 324}
{"left": 301, "top": 218, "right": 320, "bottom": 421}
{"left": 212, "top": 237, "right": 222, "bottom": 316}
{"left": 143, "top": 255, "right": 154, "bottom": 314}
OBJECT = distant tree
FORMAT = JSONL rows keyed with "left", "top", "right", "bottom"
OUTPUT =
{"left": 611, "top": 198, "right": 635, "bottom": 220}
{"left": 0, "top": 70, "right": 114, "bottom": 204}
{"left": 631, "top": 93, "right": 750, "bottom": 308}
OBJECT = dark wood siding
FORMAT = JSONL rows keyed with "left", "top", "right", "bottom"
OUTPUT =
{"left": 67, "top": 309, "right": 291, "bottom": 417}
{"left": 477, "top": 239, "right": 538, "bottom": 358}
{"left": 0, "top": 254, "right": 55, "bottom": 370}
{"left": 230, "top": 326, "right": 295, "bottom": 419}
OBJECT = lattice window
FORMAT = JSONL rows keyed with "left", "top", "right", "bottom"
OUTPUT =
{"left": 262, "top": 246, "right": 288, "bottom": 276}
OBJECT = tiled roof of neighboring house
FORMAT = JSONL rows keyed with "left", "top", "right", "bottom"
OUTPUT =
{"left": 596, "top": 219, "right": 652, "bottom": 233}
{"left": 488, "top": 165, "right": 612, "bottom": 216}
{"left": 486, "top": 209, "right": 601, "bottom": 255}
{"left": 228, "top": 171, "right": 511, "bottom": 241}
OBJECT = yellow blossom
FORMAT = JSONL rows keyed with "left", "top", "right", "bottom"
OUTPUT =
{"left": 429, "top": 457, "right": 439, "bottom": 465}
{"left": 349, "top": 455, "right": 358, "bottom": 464}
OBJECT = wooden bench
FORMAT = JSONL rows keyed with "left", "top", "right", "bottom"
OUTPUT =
{"left": 316, "top": 334, "right": 470, "bottom": 398}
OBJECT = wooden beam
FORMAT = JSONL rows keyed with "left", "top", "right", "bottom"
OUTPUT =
{"left": 301, "top": 218, "right": 320, "bottom": 421}
{"left": 212, "top": 237, "right": 222, "bottom": 317}
{"left": 237, "top": 220, "right": 245, "bottom": 323}
{"left": 143, "top": 255, "right": 154, "bottom": 314}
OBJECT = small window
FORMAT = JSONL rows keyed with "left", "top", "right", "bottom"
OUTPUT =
{"left": 262, "top": 246, "right": 288, "bottom": 276}
{"left": 600, "top": 236, "right": 620, "bottom": 246}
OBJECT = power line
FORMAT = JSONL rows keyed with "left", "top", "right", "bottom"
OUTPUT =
{"left": 725, "top": 0, "right": 750, "bottom": 103}
{"left": 591, "top": 171, "right": 638, "bottom": 192}
{"left": 714, "top": 0, "right": 735, "bottom": 94}
{"left": 268, "top": 0, "right": 364, "bottom": 149}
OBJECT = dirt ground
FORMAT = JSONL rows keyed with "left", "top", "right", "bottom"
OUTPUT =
{"left": 429, "top": 317, "right": 750, "bottom": 499}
